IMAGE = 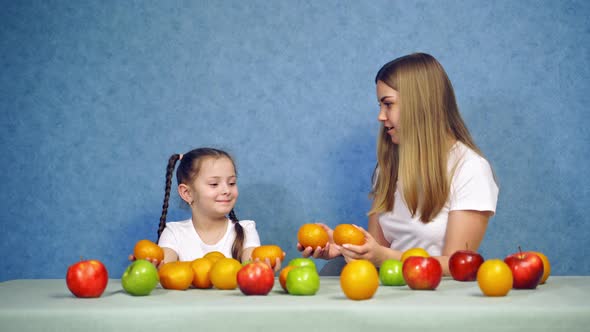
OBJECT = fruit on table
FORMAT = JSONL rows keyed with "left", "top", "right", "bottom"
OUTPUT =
{"left": 477, "top": 259, "right": 513, "bottom": 296}
{"left": 504, "top": 248, "right": 544, "bottom": 289}
{"left": 340, "top": 259, "right": 379, "bottom": 300}
{"left": 286, "top": 266, "right": 320, "bottom": 295}
{"left": 121, "top": 259, "right": 159, "bottom": 296}
{"left": 288, "top": 257, "right": 317, "bottom": 270}
{"left": 66, "top": 259, "right": 109, "bottom": 298}
{"left": 279, "top": 265, "right": 297, "bottom": 292}
{"left": 531, "top": 251, "right": 551, "bottom": 284}
{"left": 133, "top": 239, "right": 164, "bottom": 264}
{"left": 402, "top": 256, "right": 442, "bottom": 290}
{"left": 379, "top": 259, "right": 406, "bottom": 286}
{"left": 210, "top": 257, "right": 242, "bottom": 290}
{"left": 333, "top": 224, "right": 365, "bottom": 246}
{"left": 191, "top": 258, "right": 214, "bottom": 289}
{"left": 203, "top": 251, "right": 225, "bottom": 264}
{"left": 237, "top": 262, "right": 275, "bottom": 295}
{"left": 297, "top": 224, "right": 329, "bottom": 249}
{"left": 251, "top": 245, "right": 284, "bottom": 268}
{"left": 449, "top": 249, "right": 485, "bottom": 282}
{"left": 400, "top": 247, "right": 429, "bottom": 263}
{"left": 158, "top": 261, "right": 193, "bottom": 290}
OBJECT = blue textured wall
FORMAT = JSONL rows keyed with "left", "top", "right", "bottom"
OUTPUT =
{"left": 1, "top": 0, "right": 588, "bottom": 281}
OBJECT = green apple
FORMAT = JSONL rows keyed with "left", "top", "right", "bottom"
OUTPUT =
{"left": 121, "top": 259, "right": 159, "bottom": 296}
{"left": 288, "top": 258, "right": 317, "bottom": 270}
{"left": 286, "top": 266, "right": 320, "bottom": 295}
{"left": 379, "top": 259, "right": 406, "bottom": 286}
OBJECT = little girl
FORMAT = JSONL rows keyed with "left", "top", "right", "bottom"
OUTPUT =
{"left": 133, "top": 148, "right": 281, "bottom": 270}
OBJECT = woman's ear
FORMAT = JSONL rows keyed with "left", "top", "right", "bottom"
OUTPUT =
{"left": 178, "top": 184, "right": 193, "bottom": 205}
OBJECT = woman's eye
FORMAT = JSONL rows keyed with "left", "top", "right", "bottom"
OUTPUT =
{"left": 209, "top": 183, "right": 218, "bottom": 187}
{"left": 229, "top": 182, "right": 236, "bottom": 186}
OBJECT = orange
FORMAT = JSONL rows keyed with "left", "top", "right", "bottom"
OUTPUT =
{"left": 400, "top": 247, "right": 429, "bottom": 263}
{"left": 210, "top": 257, "right": 242, "bottom": 290}
{"left": 134, "top": 239, "right": 164, "bottom": 263}
{"left": 297, "top": 224, "right": 329, "bottom": 249}
{"left": 279, "top": 265, "right": 297, "bottom": 292}
{"left": 204, "top": 251, "right": 225, "bottom": 264}
{"left": 251, "top": 245, "right": 284, "bottom": 268}
{"left": 158, "top": 261, "right": 194, "bottom": 290}
{"left": 531, "top": 251, "right": 551, "bottom": 284}
{"left": 333, "top": 224, "right": 365, "bottom": 246}
{"left": 477, "top": 259, "right": 513, "bottom": 297}
{"left": 340, "top": 259, "right": 379, "bottom": 300}
{"left": 191, "top": 258, "right": 214, "bottom": 289}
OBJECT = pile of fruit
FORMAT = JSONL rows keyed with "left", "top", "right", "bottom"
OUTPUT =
{"left": 65, "top": 224, "right": 551, "bottom": 300}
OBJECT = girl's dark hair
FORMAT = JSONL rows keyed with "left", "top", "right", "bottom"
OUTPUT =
{"left": 157, "top": 147, "right": 245, "bottom": 260}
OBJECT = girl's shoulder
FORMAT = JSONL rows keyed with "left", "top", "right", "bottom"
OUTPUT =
{"left": 237, "top": 219, "right": 256, "bottom": 228}
{"left": 163, "top": 219, "right": 193, "bottom": 230}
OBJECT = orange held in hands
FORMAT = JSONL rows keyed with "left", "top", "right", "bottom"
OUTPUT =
{"left": 134, "top": 239, "right": 164, "bottom": 263}
{"left": 333, "top": 224, "right": 365, "bottom": 246}
{"left": 158, "top": 261, "right": 194, "bottom": 290}
{"left": 340, "top": 259, "right": 379, "bottom": 300}
{"left": 251, "top": 245, "right": 284, "bottom": 268}
{"left": 210, "top": 257, "right": 242, "bottom": 290}
{"left": 298, "top": 224, "right": 329, "bottom": 249}
{"left": 476, "top": 259, "right": 513, "bottom": 297}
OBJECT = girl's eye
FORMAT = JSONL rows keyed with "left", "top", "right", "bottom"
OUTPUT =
{"left": 229, "top": 182, "right": 236, "bottom": 186}
{"left": 209, "top": 183, "right": 218, "bottom": 187}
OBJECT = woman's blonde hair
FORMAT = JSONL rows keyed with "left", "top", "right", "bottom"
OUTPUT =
{"left": 369, "top": 53, "right": 482, "bottom": 222}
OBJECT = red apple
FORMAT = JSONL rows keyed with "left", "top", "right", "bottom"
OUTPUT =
{"left": 66, "top": 259, "right": 109, "bottom": 298}
{"left": 402, "top": 256, "right": 442, "bottom": 290}
{"left": 449, "top": 249, "right": 484, "bottom": 281}
{"left": 504, "top": 249, "right": 544, "bottom": 289}
{"left": 237, "top": 262, "right": 275, "bottom": 295}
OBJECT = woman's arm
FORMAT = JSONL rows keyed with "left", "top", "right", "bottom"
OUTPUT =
{"left": 436, "top": 209, "right": 491, "bottom": 275}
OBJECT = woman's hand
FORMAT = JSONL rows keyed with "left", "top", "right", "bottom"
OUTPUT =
{"left": 338, "top": 225, "right": 386, "bottom": 266}
{"left": 296, "top": 223, "right": 342, "bottom": 260}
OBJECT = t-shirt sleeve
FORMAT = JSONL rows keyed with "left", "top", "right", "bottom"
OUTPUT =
{"left": 449, "top": 157, "right": 499, "bottom": 215}
{"left": 240, "top": 220, "right": 261, "bottom": 248}
{"left": 157, "top": 225, "right": 179, "bottom": 254}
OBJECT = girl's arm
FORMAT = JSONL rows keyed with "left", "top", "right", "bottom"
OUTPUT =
{"left": 128, "top": 247, "right": 178, "bottom": 269}
{"left": 437, "top": 209, "right": 490, "bottom": 275}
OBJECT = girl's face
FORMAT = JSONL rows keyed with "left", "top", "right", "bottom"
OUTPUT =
{"left": 190, "top": 157, "right": 238, "bottom": 218}
{"left": 376, "top": 80, "right": 401, "bottom": 144}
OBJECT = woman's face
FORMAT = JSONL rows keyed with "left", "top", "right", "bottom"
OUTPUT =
{"left": 376, "top": 80, "right": 401, "bottom": 144}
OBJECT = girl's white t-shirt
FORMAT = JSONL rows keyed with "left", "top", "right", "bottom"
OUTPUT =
{"left": 158, "top": 219, "right": 261, "bottom": 261}
{"left": 378, "top": 142, "right": 499, "bottom": 256}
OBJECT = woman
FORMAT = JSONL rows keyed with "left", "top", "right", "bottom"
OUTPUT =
{"left": 299, "top": 53, "right": 499, "bottom": 275}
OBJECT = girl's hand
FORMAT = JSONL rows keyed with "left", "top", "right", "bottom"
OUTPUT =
{"left": 338, "top": 225, "right": 385, "bottom": 266}
{"left": 296, "top": 223, "right": 342, "bottom": 260}
{"left": 252, "top": 251, "right": 285, "bottom": 273}
{"left": 127, "top": 254, "right": 163, "bottom": 269}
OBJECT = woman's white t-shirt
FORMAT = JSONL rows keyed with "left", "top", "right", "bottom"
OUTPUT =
{"left": 378, "top": 142, "right": 499, "bottom": 256}
{"left": 158, "top": 219, "right": 261, "bottom": 261}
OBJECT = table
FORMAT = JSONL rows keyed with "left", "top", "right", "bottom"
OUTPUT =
{"left": 1, "top": 276, "right": 588, "bottom": 331}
